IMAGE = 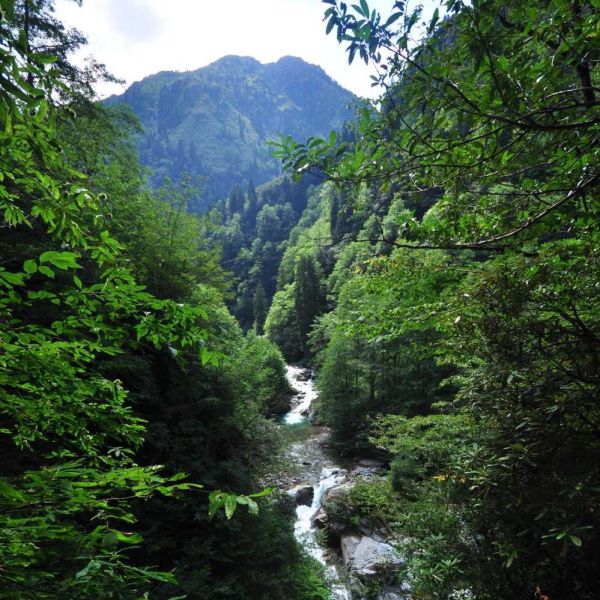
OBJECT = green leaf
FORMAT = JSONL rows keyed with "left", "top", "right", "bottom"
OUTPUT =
{"left": 23, "top": 259, "right": 37, "bottom": 274}
{"left": 249, "top": 487, "right": 274, "bottom": 498}
{"left": 75, "top": 559, "right": 100, "bottom": 579}
{"left": 224, "top": 495, "right": 237, "bottom": 519}
{"left": 114, "top": 530, "right": 144, "bottom": 544}
{"left": 0, "top": 269, "right": 25, "bottom": 287}
{"left": 385, "top": 12, "right": 402, "bottom": 27}
{"left": 0, "top": 480, "right": 25, "bottom": 501}
{"left": 199, "top": 347, "right": 212, "bottom": 366}
{"left": 427, "top": 7, "right": 439, "bottom": 33}
{"left": 326, "top": 16, "right": 336, "bottom": 34}
{"left": 208, "top": 491, "right": 225, "bottom": 519}
{"left": 39, "top": 251, "right": 81, "bottom": 270}
{"left": 38, "top": 265, "right": 55, "bottom": 279}
{"left": 246, "top": 498, "right": 259, "bottom": 516}
{"left": 199, "top": 347, "right": 223, "bottom": 367}
{"left": 32, "top": 53, "right": 58, "bottom": 65}
{"left": 497, "top": 56, "right": 509, "bottom": 71}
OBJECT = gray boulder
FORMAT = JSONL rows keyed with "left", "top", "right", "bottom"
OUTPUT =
{"left": 358, "top": 459, "right": 385, "bottom": 468}
{"left": 378, "top": 587, "right": 408, "bottom": 600}
{"left": 289, "top": 485, "right": 314, "bottom": 507}
{"left": 341, "top": 534, "right": 404, "bottom": 578}
{"left": 359, "top": 517, "right": 374, "bottom": 537}
{"left": 319, "top": 482, "right": 354, "bottom": 535}
{"left": 311, "top": 507, "right": 328, "bottom": 529}
{"left": 322, "top": 482, "right": 353, "bottom": 506}
{"left": 296, "top": 369, "right": 311, "bottom": 381}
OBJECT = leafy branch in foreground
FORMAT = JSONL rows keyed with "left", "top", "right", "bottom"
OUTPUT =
{"left": 208, "top": 487, "right": 275, "bottom": 520}
{"left": 0, "top": 7, "right": 264, "bottom": 597}
{"left": 273, "top": 0, "right": 600, "bottom": 252}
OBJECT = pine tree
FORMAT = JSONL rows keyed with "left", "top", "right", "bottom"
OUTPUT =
{"left": 294, "top": 255, "right": 321, "bottom": 356}
{"left": 253, "top": 282, "right": 267, "bottom": 335}
{"left": 227, "top": 183, "right": 245, "bottom": 215}
{"left": 330, "top": 190, "right": 340, "bottom": 243}
{"left": 242, "top": 179, "right": 258, "bottom": 233}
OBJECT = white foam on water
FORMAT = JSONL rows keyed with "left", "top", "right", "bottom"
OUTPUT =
{"left": 284, "top": 366, "right": 352, "bottom": 600}
{"left": 283, "top": 365, "right": 317, "bottom": 425}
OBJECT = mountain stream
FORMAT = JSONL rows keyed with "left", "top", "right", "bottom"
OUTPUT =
{"left": 283, "top": 365, "right": 352, "bottom": 600}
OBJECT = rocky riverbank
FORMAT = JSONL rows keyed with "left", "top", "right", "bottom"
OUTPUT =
{"left": 281, "top": 366, "right": 410, "bottom": 600}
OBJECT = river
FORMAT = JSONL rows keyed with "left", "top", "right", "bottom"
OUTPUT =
{"left": 282, "top": 365, "right": 352, "bottom": 600}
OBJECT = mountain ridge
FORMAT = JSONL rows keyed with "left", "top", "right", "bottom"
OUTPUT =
{"left": 106, "top": 55, "right": 355, "bottom": 207}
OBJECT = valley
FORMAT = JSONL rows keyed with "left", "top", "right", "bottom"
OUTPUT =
{"left": 1, "top": 1, "right": 599, "bottom": 599}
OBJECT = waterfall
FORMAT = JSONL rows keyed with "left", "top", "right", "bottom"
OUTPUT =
{"left": 283, "top": 365, "right": 317, "bottom": 425}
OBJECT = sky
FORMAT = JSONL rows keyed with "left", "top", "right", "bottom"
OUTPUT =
{"left": 54, "top": 0, "right": 439, "bottom": 99}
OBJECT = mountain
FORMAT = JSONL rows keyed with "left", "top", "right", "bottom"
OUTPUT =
{"left": 106, "top": 55, "right": 355, "bottom": 207}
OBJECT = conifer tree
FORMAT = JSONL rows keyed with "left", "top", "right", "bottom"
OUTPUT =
{"left": 241, "top": 179, "right": 259, "bottom": 234}
{"left": 227, "top": 183, "right": 245, "bottom": 215}
{"left": 294, "top": 255, "right": 321, "bottom": 355}
{"left": 253, "top": 282, "right": 267, "bottom": 335}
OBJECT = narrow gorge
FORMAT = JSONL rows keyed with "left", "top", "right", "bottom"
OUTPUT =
{"left": 283, "top": 366, "right": 408, "bottom": 600}
{"left": 3, "top": 1, "right": 598, "bottom": 598}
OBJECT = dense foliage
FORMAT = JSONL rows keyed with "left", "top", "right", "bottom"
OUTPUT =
{"left": 268, "top": 0, "right": 600, "bottom": 598}
{"left": 4, "top": 0, "right": 600, "bottom": 598}
{"left": 0, "top": 2, "right": 333, "bottom": 598}
{"left": 0, "top": 7, "right": 208, "bottom": 594}
{"left": 211, "top": 173, "right": 322, "bottom": 335}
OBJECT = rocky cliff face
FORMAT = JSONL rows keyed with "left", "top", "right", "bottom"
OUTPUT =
{"left": 106, "top": 55, "right": 355, "bottom": 207}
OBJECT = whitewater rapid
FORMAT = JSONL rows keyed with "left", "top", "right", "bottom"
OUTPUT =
{"left": 283, "top": 365, "right": 351, "bottom": 600}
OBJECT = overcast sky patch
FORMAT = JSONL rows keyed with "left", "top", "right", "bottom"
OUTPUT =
{"left": 54, "top": 0, "right": 439, "bottom": 99}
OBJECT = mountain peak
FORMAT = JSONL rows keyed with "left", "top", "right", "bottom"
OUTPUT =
{"left": 275, "top": 55, "right": 311, "bottom": 65}
{"left": 269, "top": 55, "right": 327, "bottom": 75}
{"left": 107, "top": 56, "right": 355, "bottom": 206}
{"left": 209, "top": 55, "right": 262, "bottom": 68}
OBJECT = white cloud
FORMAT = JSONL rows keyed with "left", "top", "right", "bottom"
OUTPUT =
{"left": 54, "top": 0, "right": 438, "bottom": 98}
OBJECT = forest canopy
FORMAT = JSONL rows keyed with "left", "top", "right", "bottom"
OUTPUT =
{"left": 1, "top": 0, "right": 599, "bottom": 599}
{"left": 268, "top": 0, "right": 600, "bottom": 598}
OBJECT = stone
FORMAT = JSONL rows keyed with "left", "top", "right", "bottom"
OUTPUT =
{"left": 296, "top": 369, "right": 311, "bottom": 381}
{"left": 289, "top": 485, "right": 314, "bottom": 507}
{"left": 377, "top": 587, "right": 407, "bottom": 600}
{"left": 308, "top": 405, "right": 322, "bottom": 424}
{"left": 359, "top": 517, "right": 374, "bottom": 537}
{"left": 354, "top": 466, "right": 381, "bottom": 479}
{"left": 341, "top": 534, "right": 404, "bottom": 579}
{"left": 311, "top": 508, "right": 328, "bottom": 529}
{"left": 358, "top": 459, "right": 385, "bottom": 468}
{"left": 371, "top": 530, "right": 386, "bottom": 543}
{"left": 322, "top": 482, "right": 353, "bottom": 506}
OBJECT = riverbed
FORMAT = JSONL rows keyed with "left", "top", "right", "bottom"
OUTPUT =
{"left": 282, "top": 365, "right": 352, "bottom": 600}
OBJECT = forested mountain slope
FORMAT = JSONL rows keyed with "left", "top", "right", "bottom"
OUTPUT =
{"left": 3, "top": 0, "right": 600, "bottom": 599}
{"left": 262, "top": 1, "right": 600, "bottom": 598}
{"left": 106, "top": 55, "right": 355, "bottom": 206}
